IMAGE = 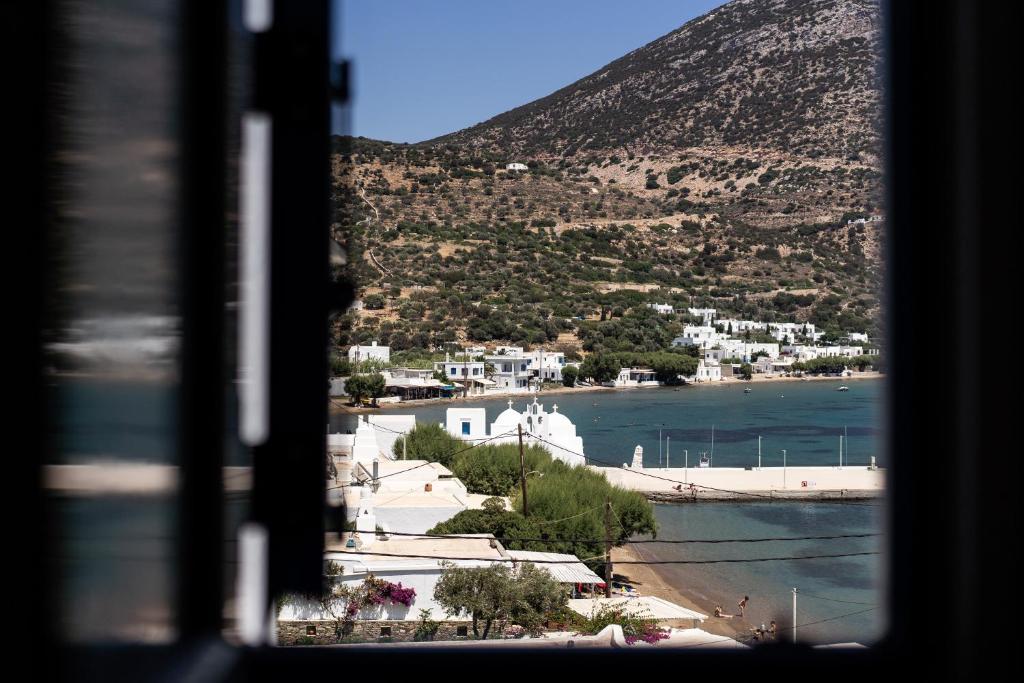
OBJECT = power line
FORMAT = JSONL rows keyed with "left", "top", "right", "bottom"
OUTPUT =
{"left": 328, "top": 548, "right": 879, "bottom": 565}
{"left": 794, "top": 605, "right": 878, "bottom": 629}
{"left": 326, "top": 428, "right": 520, "bottom": 491}
{"left": 365, "top": 529, "right": 881, "bottom": 545}
{"left": 534, "top": 505, "right": 606, "bottom": 525}
{"left": 795, "top": 592, "right": 877, "bottom": 607}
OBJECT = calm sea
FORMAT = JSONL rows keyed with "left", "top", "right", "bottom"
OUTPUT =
{"left": 336, "top": 379, "right": 887, "bottom": 644}
{"left": 54, "top": 377, "right": 885, "bottom": 643}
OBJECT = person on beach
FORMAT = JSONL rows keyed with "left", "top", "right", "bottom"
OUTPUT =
{"left": 738, "top": 595, "right": 749, "bottom": 617}
{"left": 769, "top": 621, "right": 777, "bottom": 640}
{"left": 714, "top": 605, "right": 733, "bottom": 619}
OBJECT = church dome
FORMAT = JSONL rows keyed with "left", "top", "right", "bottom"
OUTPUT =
{"left": 545, "top": 405, "right": 575, "bottom": 436}
{"left": 492, "top": 400, "right": 522, "bottom": 428}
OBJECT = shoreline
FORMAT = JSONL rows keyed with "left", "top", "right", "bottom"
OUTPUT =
{"left": 609, "top": 544, "right": 752, "bottom": 640}
{"left": 330, "top": 372, "right": 884, "bottom": 413}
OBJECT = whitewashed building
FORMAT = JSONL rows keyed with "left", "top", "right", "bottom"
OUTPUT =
{"left": 716, "top": 318, "right": 767, "bottom": 334}
{"left": 648, "top": 303, "right": 675, "bottom": 315}
{"left": 349, "top": 414, "right": 417, "bottom": 466}
{"left": 526, "top": 349, "right": 566, "bottom": 382}
{"left": 688, "top": 307, "right": 717, "bottom": 324}
{"left": 444, "top": 399, "right": 587, "bottom": 467}
{"left": 485, "top": 354, "right": 533, "bottom": 393}
{"left": 494, "top": 345, "right": 525, "bottom": 356}
{"left": 278, "top": 533, "right": 600, "bottom": 628}
{"left": 689, "top": 360, "right": 722, "bottom": 382}
{"left": 348, "top": 341, "right": 390, "bottom": 364}
{"left": 754, "top": 356, "right": 796, "bottom": 374}
{"left": 604, "top": 367, "right": 660, "bottom": 388}
{"left": 505, "top": 162, "right": 529, "bottom": 171}
{"left": 672, "top": 325, "right": 728, "bottom": 350}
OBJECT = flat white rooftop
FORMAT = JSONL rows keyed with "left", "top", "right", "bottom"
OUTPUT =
{"left": 568, "top": 596, "right": 707, "bottom": 622}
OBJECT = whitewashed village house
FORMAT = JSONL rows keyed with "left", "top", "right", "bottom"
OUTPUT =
{"left": 484, "top": 352, "right": 533, "bottom": 393}
{"left": 604, "top": 367, "right": 660, "bottom": 388}
{"left": 348, "top": 341, "right": 390, "bottom": 364}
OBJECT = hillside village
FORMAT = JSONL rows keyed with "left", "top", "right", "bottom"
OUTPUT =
{"left": 335, "top": 305, "right": 880, "bottom": 406}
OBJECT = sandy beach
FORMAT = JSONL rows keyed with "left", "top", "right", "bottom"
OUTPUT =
{"left": 332, "top": 372, "right": 884, "bottom": 413}
{"left": 609, "top": 544, "right": 755, "bottom": 641}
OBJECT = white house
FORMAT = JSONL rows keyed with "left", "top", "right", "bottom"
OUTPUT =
{"left": 277, "top": 533, "right": 601, "bottom": 629}
{"left": 716, "top": 318, "right": 767, "bottom": 334}
{"left": 648, "top": 303, "right": 675, "bottom": 315}
{"left": 766, "top": 322, "right": 816, "bottom": 344}
{"left": 349, "top": 414, "right": 417, "bottom": 466}
{"left": 672, "top": 325, "right": 727, "bottom": 350}
{"left": 604, "top": 367, "right": 660, "bottom": 388}
{"left": 348, "top": 341, "right": 390, "bottom": 364}
{"left": 690, "top": 360, "right": 722, "bottom": 382}
{"left": 505, "top": 162, "right": 529, "bottom": 172}
{"left": 754, "top": 356, "right": 796, "bottom": 374}
{"left": 485, "top": 353, "right": 533, "bottom": 393}
{"left": 687, "top": 307, "right": 717, "bottom": 324}
{"left": 847, "top": 332, "right": 869, "bottom": 343}
{"left": 526, "top": 348, "right": 566, "bottom": 382}
{"left": 444, "top": 399, "right": 587, "bottom": 467}
{"left": 494, "top": 345, "right": 524, "bottom": 356}
{"left": 435, "top": 359, "right": 486, "bottom": 381}
{"left": 278, "top": 534, "right": 510, "bottom": 624}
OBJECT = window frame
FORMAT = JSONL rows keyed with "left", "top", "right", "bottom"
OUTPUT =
{"left": 17, "top": 0, "right": 1019, "bottom": 678}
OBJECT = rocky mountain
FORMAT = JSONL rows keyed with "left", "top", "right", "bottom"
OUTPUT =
{"left": 430, "top": 0, "right": 882, "bottom": 162}
{"left": 329, "top": 0, "right": 885, "bottom": 356}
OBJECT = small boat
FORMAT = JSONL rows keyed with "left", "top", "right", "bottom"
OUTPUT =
{"left": 837, "top": 386, "right": 849, "bottom": 392}
{"left": 698, "top": 452, "right": 711, "bottom": 468}
{"left": 744, "top": 388, "right": 752, "bottom": 394}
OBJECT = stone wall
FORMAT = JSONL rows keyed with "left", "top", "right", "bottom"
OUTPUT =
{"left": 278, "top": 619, "right": 496, "bottom": 645}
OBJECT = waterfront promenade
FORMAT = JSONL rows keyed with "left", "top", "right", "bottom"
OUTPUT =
{"left": 597, "top": 465, "right": 884, "bottom": 501}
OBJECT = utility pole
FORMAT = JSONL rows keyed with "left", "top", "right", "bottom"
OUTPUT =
{"left": 402, "top": 435, "right": 407, "bottom": 461}
{"left": 792, "top": 587, "right": 798, "bottom": 643}
{"left": 839, "top": 434, "right": 843, "bottom": 469}
{"left": 758, "top": 435, "right": 762, "bottom": 470}
{"left": 604, "top": 498, "right": 613, "bottom": 598}
{"left": 659, "top": 427, "right": 662, "bottom": 468}
{"left": 684, "top": 450, "right": 688, "bottom": 483}
{"left": 666, "top": 436, "right": 670, "bottom": 469}
{"left": 782, "top": 449, "right": 787, "bottom": 489}
{"left": 518, "top": 423, "right": 528, "bottom": 517}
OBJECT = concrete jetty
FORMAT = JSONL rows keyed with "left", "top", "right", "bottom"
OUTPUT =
{"left": 594, "top": 465, "right": 884, "bottom": 502}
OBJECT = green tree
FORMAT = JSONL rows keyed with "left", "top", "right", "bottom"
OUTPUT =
{"left": 739, "top": 363, "right": 753, "bottom": 380}
{"left": 579, "top": 353, "right": 621, "bottom": 383}
{"left": 329, "top": 353, "right": 352, "bottom": 377}
{"left": 561, "top": 366, "right": 578, "bottom": 387}
{"left": 646, "top": 352, "right": 698, "bottom": 384}
{"left": 433, "top": 561, "right": 567, "bottom": 639}
{"left": 363, "top": 373, "right": 386, "bottom": 406}
{"left": 344, "top": 375, "right": 366, "bottom": 405}
{"left": 393, "top": 423, "right": 462, "bottom": 466}
{"left": 428, "top": 507, "right": 546, "bottom": 551}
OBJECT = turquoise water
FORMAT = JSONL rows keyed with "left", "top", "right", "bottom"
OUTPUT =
{"left": 337, "top": 379, "right": 887, "bottom": 644}
{"left": 332, "top": 379, "right": 884, "bottom": 469}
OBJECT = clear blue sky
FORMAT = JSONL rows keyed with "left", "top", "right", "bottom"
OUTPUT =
{"left": 334, "top": 0, "right": 726, "bottom": 143}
